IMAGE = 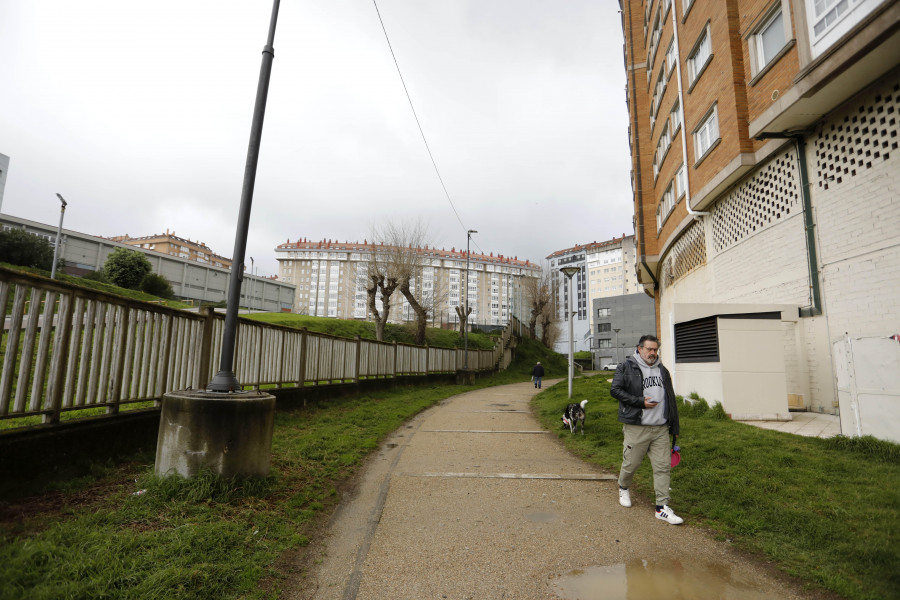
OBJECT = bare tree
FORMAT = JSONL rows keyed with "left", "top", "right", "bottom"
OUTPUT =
{"left": 539, "top": 302, "right": 560, "bottom": 348}
{"left": 365, "top": 243, "right": 399, "bottom": 341}
{"left": 522, "top": 269, "right": 552, "bottom": 340}
{"left": 372, "top": 220, "right": 447, "bottom": 346}
{"left": 455, "top": 304, "right": 472, "bottom": 337}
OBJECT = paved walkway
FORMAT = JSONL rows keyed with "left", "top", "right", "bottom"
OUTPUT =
{"left": 737, "top": 411, "right": 841, "bottom": 438}
{"left": 288, "top": 381, "right": 825, "bottom": 600}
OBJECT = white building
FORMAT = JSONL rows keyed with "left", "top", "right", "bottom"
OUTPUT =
{"left": 0, "top": 153, "right": 9, "bottom": 213}
{"left": 550, "top": 236, "right": 645, "bottom": 354}
{"left": 275, "top": 238, "right": 540, "bottom": 326}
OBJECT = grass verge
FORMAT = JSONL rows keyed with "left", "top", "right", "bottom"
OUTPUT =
{"left": 246, "top": 312, "right": 497, "bottom": 350}
{"left": 533, "top": 374, "right": 900, "bottom": 600}
{"left": 0, "top": 338, "right": 562, "bottom": 599}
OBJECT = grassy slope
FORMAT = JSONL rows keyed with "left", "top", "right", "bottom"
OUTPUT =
{"left": 533, "top": 374, "right": 900, "bottom": 600}
{"left": 247, "top": 312, "right": 497, "bottom": 350}
{"left": 1, "top": 262, "right": 191, "bottom": 309}
{"left": 0, "top": 337, "right": 561, "bottom": 600}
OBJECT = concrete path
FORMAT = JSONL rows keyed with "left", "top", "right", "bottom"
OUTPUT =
{"left": 288, "top": 381, "right": 827, "bottom": 600}
{"left": 738, "top": 411, "right": 841, "bottom": 438}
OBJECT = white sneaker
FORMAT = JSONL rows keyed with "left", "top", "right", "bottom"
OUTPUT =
{"left": 655, "top": 505, "right": 684, "bottom": 525}
{"left": 618, "top": 488, "right": 632, "bottom": 507}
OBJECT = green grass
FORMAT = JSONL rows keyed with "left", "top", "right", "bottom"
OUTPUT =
{"left": 0, "top": 338, "right": 559, "bottom": 600}
{"left": 533, "top": 375, "right": 900, "bottom": 600}
{"left": 1, "top": 262, "right": 191, "bottom": 309}
{"left": 247, "top": 312, "right": 497, "bottom": 350}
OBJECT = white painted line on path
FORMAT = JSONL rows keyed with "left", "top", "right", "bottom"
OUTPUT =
{"left": 407, "top": 472, "right": 617, "bottom": 481}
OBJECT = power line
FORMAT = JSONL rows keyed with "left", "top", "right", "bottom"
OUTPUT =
{"left": 371, "top": 0, "right": 478, "bottom": 249}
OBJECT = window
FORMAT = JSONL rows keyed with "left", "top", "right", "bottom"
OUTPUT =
{"left": 675, "top": 164, "right": 687, "bottom": 198}
{"left": 812, "top": 0, "right": 849, "bottom": 37}
{"left": 597, "top": 307, "right": 610, "bottom": 318}
{"left": 665, "top": 41, "right": 677, "bottom": 75}
{"left": 598, "top": 323, "right": 611, "bottom": 333}
{"left": 687, "top": 25, "right": 712, "bottom": 85}
{"left": 597, "top": 339, "right": 612, "bottom": 349}
{"left": 656, "top": 183, "right": 676, "bottom": 232}
{"left": 651, "top": 68, "right": 668, "bottom": 120}
{"left": 670, "top": 100, "right": 682, "bottom": 132}
{"left": 755, "top": 8, "right": 786, "bottom": 69}
{"left": 694, "top": 105, "right": 719, "bottom": 160}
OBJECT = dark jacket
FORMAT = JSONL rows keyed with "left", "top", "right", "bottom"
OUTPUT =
{"left": 611, "top": 355, "right": 680, "bottom": 436}
{"left": 532, "top": 364, "right": 545, "bottom": 377}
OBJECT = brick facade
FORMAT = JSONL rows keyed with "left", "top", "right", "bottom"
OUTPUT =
{"left": 622, "top": 0, "right": 900, "bottom": 417}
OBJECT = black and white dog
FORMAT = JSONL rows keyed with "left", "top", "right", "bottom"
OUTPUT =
{"left": 561, "top": 399, "right": 588, "bottom": 435}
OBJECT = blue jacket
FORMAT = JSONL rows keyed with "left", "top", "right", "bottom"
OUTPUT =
{"left": 611, "top": 355, "right": 680, "bottom": 436}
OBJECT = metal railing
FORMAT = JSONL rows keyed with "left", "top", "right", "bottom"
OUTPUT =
{"left": 1, "top": 265, "right": 521, "bottom": 428}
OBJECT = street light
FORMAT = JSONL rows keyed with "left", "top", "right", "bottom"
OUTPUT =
{"left": 613, "top": 327, "right": 621, "bottom": 365}
{"left": 50, "top": 194, "right": 67, "bottom": 279}
{"left": 207, "top": 0, "right": 280, "bottom": 392}
{"left": 464, "top": 229, "right": 477, "bottom": 369}
{"left": 561, "top": 265, "right": 580, "bottom": 399}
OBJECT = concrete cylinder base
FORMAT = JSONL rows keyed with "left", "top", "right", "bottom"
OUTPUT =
{"left": 456, "top": 369, "right": 476, "bottom": 385}
{"left": 155, "top": 389, "right": 276, "bottom": 479}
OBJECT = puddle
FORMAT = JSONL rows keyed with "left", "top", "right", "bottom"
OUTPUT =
{"left": 524, "top": 512, "right": 557, "bottom": 523}
{"left": 552, "top": 560, "right": 768, "bottom": 600}
{"left": 490, "top": 403, "right": 510, "bottom": 407}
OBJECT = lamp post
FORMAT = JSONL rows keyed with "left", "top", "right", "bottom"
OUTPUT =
{"left": 464, "top": 229, "right": 477, "bottom": 369}
{"left": 247, "top": 257, "right": 255, "bottom": 314}
{"left": 613, "top": 327, "right": 621, "bottom": 365}
{"left": 50, "top": 194, "right": 67, "bottom": 279}
{"left": 208, "top": 0, "right": 280, "bottom": 392}
{"left": 561, "top": 266, "right": 580, "bottom": 399}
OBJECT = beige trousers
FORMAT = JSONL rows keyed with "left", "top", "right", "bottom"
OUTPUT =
{"left": 617, "top": 423, "right": 671, "bottom": 506}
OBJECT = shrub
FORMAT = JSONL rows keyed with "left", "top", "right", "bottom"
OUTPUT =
{"left": 103, "top": 248, "right": 152, "bottom": 289}
{"left": 81, "top": 270, "right": 109, "bottom": 283}
{"left": 0, "top": 228, "right": 56, "bottom": 270}
{"left": 139, "top": 272, "right": 174, "bottom": 299}
{"left": 708, "top": 401, "right": 729, "bottom": 420}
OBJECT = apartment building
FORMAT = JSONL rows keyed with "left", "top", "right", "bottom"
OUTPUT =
{"left": 549, "top": 236, "right": 644, "bottom": 353}
{"left": 110, "top": 231, "right": 232, "bottom": 269}
{"left": 1, "top": 214, "right": 294, "bottom": 311}
{"left": 275, "top": 238, "right": 541, "bottom": 326}
{"left": 0, "top": 153, "right": 9, "bottom": 213}
{"left": 621, "top": 0, "right": 899, "bottom": 436}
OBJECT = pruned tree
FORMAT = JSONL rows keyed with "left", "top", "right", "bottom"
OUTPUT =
{"left": 365, "top": 244, "right": 399, "bottom": 342}
{"left": 371, "top": 219, "right": 446, "bottom": 346}
{"left": 455, "top": 304, "right": 472, "bottom": 337}
{"left": 539, "top": 302, "right": 560, "bottom": 348}
{"left": 522, "top": 269, "right": 552, "bottom": 340}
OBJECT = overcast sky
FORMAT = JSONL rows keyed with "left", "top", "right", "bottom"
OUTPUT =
{"left": 0, "top": 0, "right": 633, "bottom": 278}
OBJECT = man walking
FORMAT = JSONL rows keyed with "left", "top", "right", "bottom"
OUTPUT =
{"left": 531, "top": 361, "right": 544, "bottom": 389}
{"left": 611, "top": 335, "right": 683, "bottom": 525}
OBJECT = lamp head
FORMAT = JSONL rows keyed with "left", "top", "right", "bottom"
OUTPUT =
{"left": 56, "top": 193, "right": 67, "bottom": 208}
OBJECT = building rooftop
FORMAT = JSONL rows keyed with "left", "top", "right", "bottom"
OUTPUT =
{"left": 276, "top": 237, "right": 539, "bottom": 269}
{"left": 546, "top": 234, "right": 630, "bottom": 259}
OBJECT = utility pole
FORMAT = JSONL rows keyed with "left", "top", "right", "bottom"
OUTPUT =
{"left": 51, "top": 194, "right": 67, "bottom": 279}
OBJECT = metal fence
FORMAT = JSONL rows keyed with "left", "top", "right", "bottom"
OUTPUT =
{"left": 1, "top": 265, "right": 521, "bottom": 428}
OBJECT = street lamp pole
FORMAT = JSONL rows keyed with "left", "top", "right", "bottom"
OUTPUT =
{"left": 464, "top": 229, "right": 477, "bottom": 369}
{"left": 561, "top": 266, "right": 580, "bottom": 399}
{"left": 208, "top": 0, "right": 280, "bottom": 392}
{"left": 247, "top": 257, "right": 255, "bottom": 314}
{"left": 50, "top": 194, "right": 67, "bottom": 279}
{"left": 613, "top": 327, "right": 621, "bottom": 365}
